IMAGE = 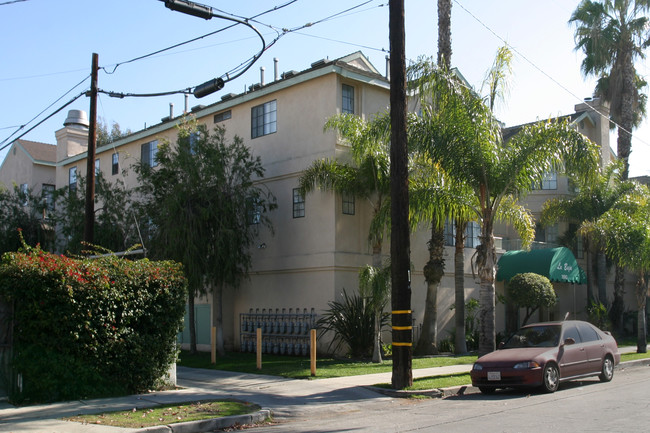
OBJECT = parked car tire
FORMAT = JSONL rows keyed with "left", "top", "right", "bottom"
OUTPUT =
{"left": 599, "top": 356, "right": 614, "bottom": 382}
{"left": 541, "top": 363, "right": 559, "bottom": 393}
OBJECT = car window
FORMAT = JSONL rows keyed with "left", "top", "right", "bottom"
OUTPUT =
{"left": 503, "top": 325, "right": 561, "bottom": 348}
{"left": 562, "top": 324, "right": 582, "bottom": 343}
{"left": 577, "top": 322, "right": 601, "bottom": 342}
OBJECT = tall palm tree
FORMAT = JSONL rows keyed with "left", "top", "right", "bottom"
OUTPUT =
{"left": 411, "top": 0, "right": 455, "bottom": 356}
{"left": 437, "top": 0, "right": 452, "bottom": 70}
{"left": 299, "top": 113, "right": 391, "bottom": 363}
{"left": 408, "top": 60, "right": 600, "bottom": 355}
{"left": 409, "top": 156, "right": 476, "bottom": 356}
{"left": 570, "top": 0, "right": 650, "bottom": 179}
{"left": 591, "top": 182, "right": 650, "bottom": 352}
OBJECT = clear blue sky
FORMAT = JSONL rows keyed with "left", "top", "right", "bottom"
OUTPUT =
{"left": 1, "top": 0, "right": 648, "bottom": 176}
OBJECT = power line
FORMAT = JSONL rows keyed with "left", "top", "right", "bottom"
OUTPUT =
{"left": 0, "top": 91, "right": 86, "bottom": 153}
{"left": 453, "top": 0, "right": 650, "bottom": 150}
{"left": 0, "top": 0, "right": 28, "bottom": 5}
{"left": 0, "top": 74, "right": 90, "bottom": 147}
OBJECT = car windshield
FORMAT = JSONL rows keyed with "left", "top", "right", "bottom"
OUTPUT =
{"left": 503, "top": 325, "right": 561, "bottom": 348}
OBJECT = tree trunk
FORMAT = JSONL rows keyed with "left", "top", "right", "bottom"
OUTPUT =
{"left": 211, "top": 282, "right": 225, "bottom": 357}
{"left": 389, "top": 0, "right": 412, "bottom": 390}
{"left": 415, "top": 223, "right": 444, "bottom": 355}
{"left": 596, "top": 249, "right": 607, "bottom": 306}
{"left": 372, "top": 307, "right": 383, "bottom": 363}
{"left": 437, "top": 0, "right": 452, "bottom": 70}
{"left": 585, "top": 239, "right": 595, "bottom": 303}
{"left": 188, "top": 289, "right": 197, "bottom": 354}
{"left": 610, "top": 264, "right": 626, "bottom": 335}
{"left": 636, "top": 274, "right": 647, "bottom": 354}
{"left": 477, "top": 210, "right": 497, "bottom": 357}
{"left": 617, "top": 48, "right": 635, "bottom": 180}
{"left": 454, "top": 220, "right": 467, "bottom": 354}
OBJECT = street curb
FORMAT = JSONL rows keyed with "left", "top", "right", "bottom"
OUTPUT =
{"left": 363, "top": 358, "right": 650, "bottom": 400}
{"left": 138, "top": 408, "right": 272, "bottom": 433}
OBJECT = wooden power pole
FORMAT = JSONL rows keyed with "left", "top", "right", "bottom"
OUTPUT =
{"left": 389, "top": 0, "right": 413, "bottom": 389}
{"left": 84, "top": 52, "right": 99, "bottom": 245}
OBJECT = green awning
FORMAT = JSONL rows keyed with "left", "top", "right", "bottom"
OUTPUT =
{"left": 496, "top": 247, "right": 587, "bottom": 284}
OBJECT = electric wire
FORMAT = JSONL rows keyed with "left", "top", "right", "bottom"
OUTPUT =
{"left": 0, "top": 91, "right": 86, "bottom": 153}
{"left": 0, "top": 74, "right": 90, "bottom": 148}
{"left": 453, "top": 0, "right": 650, "bottom": 150}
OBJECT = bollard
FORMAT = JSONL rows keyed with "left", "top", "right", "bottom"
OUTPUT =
{"left": 310, "top": 329, "right": 317, "bottom": 376}
{"left": 256, "top": 328, "right": 262, "bottom": 370}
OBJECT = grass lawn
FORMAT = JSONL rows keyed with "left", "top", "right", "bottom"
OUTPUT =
{"left": 64, "top": 400, "right": 259, "bottom": 428}
{"left": 178, "top": 350, "right": 477, "bottom": 379}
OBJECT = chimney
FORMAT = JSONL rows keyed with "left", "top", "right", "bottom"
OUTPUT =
{"left": 56, "top": 109, "right": 90, "bottom": 162}
{"left": 385, "top": 55, "right": 390, "bottom": 80}
{"left": 274, "top": 57, "right": 279, "bottom": 81}
{"left": 184, "top": 94, "right": 189, "bottom": 114}
{"left": 260, "top": 66, "right": 266, "bottom": 86}
{"left": 170, "top": 103, "right": 174, "bottom": 119}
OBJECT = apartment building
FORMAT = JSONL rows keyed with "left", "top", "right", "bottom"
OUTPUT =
{"left": 1, "top": 52, "right": 637, "bottom": 352}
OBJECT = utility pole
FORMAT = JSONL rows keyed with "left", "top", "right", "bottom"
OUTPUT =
{"left": 389, "top": 0, "right": 412, "bottom": 389}
{"left": 84, "top": 52, "right": 98, "bottom": 245}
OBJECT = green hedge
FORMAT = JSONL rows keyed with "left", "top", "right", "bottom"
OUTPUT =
{"left": 0, "top": 243, "right": 186, "bottom": 403}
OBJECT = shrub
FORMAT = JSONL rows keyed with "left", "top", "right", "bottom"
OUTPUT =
{"left": 0, "top": 243, "right": 186, "bottom": 403}
{"left": 508, "top": 273, "right": 557, "bottom": 326}
{"left": 316, "top": 289, "right": 389, "bottom": 358}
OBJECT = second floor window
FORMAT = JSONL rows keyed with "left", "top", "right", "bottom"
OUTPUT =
{"left": 342, "top": 84, "right": 355, "bottom": 114}
{"left": 533, "top": 171, "right": 557, "bottom": 190}
{"left": 141, "top": 140, "right": 158, "bottom": 167}
{"left": 112, "top": 153, "right": 119, "bottom": 175}
{"left": 251, "top": 100, "right": 277, "bottom": 139}
{"left": 69, "top": 166, "right": 77, "bottom": 192}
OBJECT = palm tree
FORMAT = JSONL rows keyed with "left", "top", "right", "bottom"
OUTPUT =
{"left": 541, "top": 162, "right": 638, "bottom": 316}
{"left": 408, "top": 60, "right": 600, "bottom": 355}
{"left": 570, "top": 0, "right": 650, "bottom": 179}
{"left": 359, "top": 262, "right": 391, "bottom": 363}
{"left": 299, "top": 113, "right": 391, "bottom": 363}
{"left": 591, "top": 182, "right": 650, "bottom": 352}
{"left": 437, "top": 0, "right": 452, "bottom": 70}
{"left": 408, "top": 157, "right": 476, "bottom": 355}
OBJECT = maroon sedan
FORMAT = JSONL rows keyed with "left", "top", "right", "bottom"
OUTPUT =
{"left": 471, "top": 320, "right": 620, "bottom": 394}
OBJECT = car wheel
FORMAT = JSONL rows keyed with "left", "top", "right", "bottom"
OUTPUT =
{"left": 599, "top": 356, "right": 614, "bottom": 382}
{"left": 541, "top": 363, "right": 559, "bottom": 393}
{"left": 478, "top": 386, "right": 496, "bottom": 395}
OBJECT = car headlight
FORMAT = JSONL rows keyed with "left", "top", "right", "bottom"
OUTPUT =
{"left": 473, "top": 363, "right": 483, "bottom": 371}
{"left": 513, "top": 361, "right": 540, "bottom": 369}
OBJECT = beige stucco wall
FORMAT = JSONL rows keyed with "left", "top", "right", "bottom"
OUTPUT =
{"left": 0, "top": 143, "right": 55, "bottom": 194}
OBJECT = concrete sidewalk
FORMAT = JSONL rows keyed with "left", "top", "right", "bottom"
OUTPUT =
{"left": 0, "top": 346, "right": 647, "bottom": 433}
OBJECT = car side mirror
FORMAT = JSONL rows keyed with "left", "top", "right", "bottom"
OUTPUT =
{"left": 498, "top": 341, "right": 505, "bottom": 349}
{"left": 563, "top": 337, "right": 576, "bottom": 346}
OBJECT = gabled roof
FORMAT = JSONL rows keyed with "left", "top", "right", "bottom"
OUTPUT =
{"left": 16, "top": 139, "right": 56, "bottom": 164}
{"left": 501, "top": 108, "right": 597, "bottom": 143}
